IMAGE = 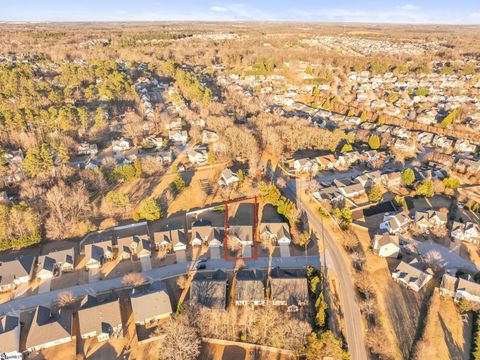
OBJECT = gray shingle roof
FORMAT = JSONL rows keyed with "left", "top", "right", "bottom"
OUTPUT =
{"left": 78, "top": 295, "right": 122, "bottom": 337}
{"left": 0, "top": 315, "right": 20, "bottom": 353}
{"left": 190, "top": 270, "right": 227, "bottom": 309}
{"left": 131, "top": 283, "right": 172, "bottom": 323}
{"left": 270, "top": 267, "right": 308, "bottom": 306}
{"left": 0, "top": 255, "right": 35, "bottom": 286}
{"left": 26, "top": 306, "right": 72, "bottom": 350}
{"left": 235, "top": 270, "right": 264, "bottom": 303}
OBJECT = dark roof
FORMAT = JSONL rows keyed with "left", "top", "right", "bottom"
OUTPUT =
{"left": 235, "top": 270, "right": 264, "bottom": 303}
{"left": 26, "top": 306, "right": 72, "bottom": 350}
{"left": 38, "top": 248, "right": 75, "bottom": 273}
{"left": 0, "top": 255, "right": 35, "bottom": 286}
{"left": 270, "top": 267, "right": 308, "bottom": 306}
{"left": 130, "top": 282, "right": 172, "bottom": 323}
{"left": 0, "top": 315, "right": 20, "bottom": 353}
{"left": 78, "top": 295, "right": 122, "bottom": 337}
{"left": 190, "top": 270, "right": 227, "bottom": 309}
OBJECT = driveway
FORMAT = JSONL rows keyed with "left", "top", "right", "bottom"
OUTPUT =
{"left": 416, "top": 241, "right": 478, "bottom": 273}
{"left": 175, "top": 250, "right": 186, "bottom": 263}
{"left": 280, "top": 245, "right": 290, "bottom": 257}
{"left": 210, "top": 247, "right": 220, "bottom": 259}
{"left": 38, "top": 278, "right": 51, "bottom": 294}
{"left": 88, "top": 267, "right": 100, "bottom": 283}
{"left": 242, "top": 246, "right": 252, "bottom": 258}
{"left": 13, "top": 283, "right": 30, "bottom": 298}
{"left": 140, "top": 257, "right": 152, "bottom": 272}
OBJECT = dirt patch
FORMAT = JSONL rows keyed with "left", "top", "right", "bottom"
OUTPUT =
{"left": 412, "top": 288, "right": 471, "bottom": 360}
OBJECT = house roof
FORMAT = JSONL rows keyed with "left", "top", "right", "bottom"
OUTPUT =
{"left": 221, "top": 168, "right": 238, "bottom": 181}
{"left": 85, "top": 240, "right": 113, "bottom": 263}
{"left": 192, "top": 220, "right": 213, "bottom": 242}
{"left": 190, "top": 270, "right": 227, "bottom": 309}
{"left": 38, "top": 249, "right": 75, "bottom": 274}
{"left": 78, "top": 295, "right": 122, "bottom": 336}
{"left": 270, "top": 267, "right": 308, "bottom": 306}
{"left": 131, "top": 282, "right": 172, "bottom": 323}
{"left": 0, "top": 255, "right": 35, "bottom": 286}
{"left": 235, "top": 269, "right": 264, "bottom": 302}
{"left": 440, "top": 273, "right": 458, "bottom": 293}
{"left": 457, "top": 277, "right": 480, "bottom": 297}
{"left": 26, "top": 306, "right": 72, "bottom": 350}
{"left": 392, "top": 259, "right": 432, "bottom": 289}
{"left": 373, "top": 233, "right": 400, "bottom": 249}
{"left": 229, "top": 225, "right": 253, "bottom": 243}
{"left": 0, "top": 315, "right": 20, "bottom": 353}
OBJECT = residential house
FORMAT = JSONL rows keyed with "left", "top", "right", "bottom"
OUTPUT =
{"left": 0, "top": 315, "right": 20, "bottom": 357}
{"left": 190, "top": 269, "right": 227, "bottom": 309}
{"left": 455, "top": 276, "right": 480, "bottom": 304}
{"left": 130, "top": 282, "right": 173, "bottom": 325}
{"left": 84, "top": 240, "right": 114, "bottom": 270}
{"left": 168, "top": 130, "right": 188, "bottom": 144}
{"left": 77, "top": 142, "right": 98, "bottom": 156}
{"left": 454, "top": 140, "right": 477, "bottom": 155}
{"left": 78, "top": 295, "right": 123, "bottom": 342}
{"left": 112, "top": 138, "right": 131, "bottom": 153}
{"left": 293, "top": 158, "right": 318, "bottom": 173}
{"left": 228, "top": 225, "right": 254, "bottom": 247}
{"left": 440, "top": 273, "right": 458, "bottom": 297}
{"left": 451, "top": 221, "right": 480, "bottom": 244}
{"left": 270, "top": 267, "right": 309, "bottom": 312}
{"left": 1, "top": 149, "right": 25, "bottom": 186}
{"left": 315, "top": 154, "right": 337, "bottom": 170}
{"left": 381, "top": 172, "right": 403, "bottom": 188}
{"left": 142, "top": 136, "right": 163, "bottom": 149}
{"left": 391, "top": 258, "right": 433, "bottom": 292}
{"left": 312, "top": 186, "right": 345, "bottom": 204}
{"left": 116, "top": 234, "right": 151, "bottom": 260}
{"left": 191, "top": 219, "right": 213, "bottom": 246}
{"left": 0, "top": 256, "right": 35, "bottom": 292}
{"left": 202, "top": 130, "right": 219, "bottom": 144}
{"left": 441, "top": 274, "right": 480, "bottom": 305}
{"left": 218, "top": 168, "right": 239, "bottom": 186}
{"left": 36, "top": 249, "right": 75, "bottom": 280}
{"left": 235, "top": 270, "right": 265, "bottom": 306}
{"left": 259, "top": 222, "right": 291, "bottom": 246}
{"left": 153, "top": 228, "right": 187, "bottom": 252}
{"left": 379, "top": 212, "right": 411, "bottom": 234}
{"left": 338, "top": 182, "right": 365, "bottom": 199}
{"left": 25, "top": 306, "right": 72, "bottom": 352}
{"left": 394, "top": 138, "right": 416, "bottom": 152}
{"left": 456, "top": 158, "right": 480, "bottom": 175}
{"left": 373, "top": 233, "right": 400, "bottom": 258}
{"left": 417, "top": 132, "right": 434, "bottom": 145}
{"left": 356, "top": 171, "right": 381, "bottom": 188}
{"left": 188, "top": 147, "right": 208, "bottom": 165}
{"left": 414, "top": 210, "right": 448, "bottom": 230}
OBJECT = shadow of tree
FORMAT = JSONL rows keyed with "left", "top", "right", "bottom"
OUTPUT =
{"left": 439, "top": 314, "right": 464, "bottom": 360}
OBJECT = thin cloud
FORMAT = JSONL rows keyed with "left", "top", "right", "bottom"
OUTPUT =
{"left": 210, "top": 6, "right": 228, "bottom": 13}
{"left": 396, "top": 4, "right": 421, "bottom": 10}
{"left": 471, "top": 11, "right": 480, "bottom": 18}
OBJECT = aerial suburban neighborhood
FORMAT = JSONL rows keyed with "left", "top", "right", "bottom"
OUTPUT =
{"left": 0, "top": 2, "right": 480, "bottom": 360}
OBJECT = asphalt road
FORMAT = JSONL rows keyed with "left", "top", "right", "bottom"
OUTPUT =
{"left": 273, "top": 168, "right": 368, "bottom": 360}
{"left": 0, "top": 255, "right": 319, "bottom": 316}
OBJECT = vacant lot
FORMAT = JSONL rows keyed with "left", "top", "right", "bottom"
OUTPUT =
{"left": 412, "top": 288, "right": 471, "bottom": 360}
{"left": 354, "top": 226, "right": 433, "bottom": 359}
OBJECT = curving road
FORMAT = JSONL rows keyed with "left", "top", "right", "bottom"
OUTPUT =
{"left": 272, "top": 168, "right": 368, "bottom": 360}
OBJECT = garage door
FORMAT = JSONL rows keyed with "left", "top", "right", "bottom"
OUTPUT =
{"left": 280, "top": 245, "right": 290, "bottom": 258}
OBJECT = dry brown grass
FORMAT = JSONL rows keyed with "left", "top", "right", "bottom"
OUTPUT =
{"left": 412, "top": 288, "right": 471, "bottom": 360}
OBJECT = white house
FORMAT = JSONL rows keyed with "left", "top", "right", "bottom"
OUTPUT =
{"left": 379, "top": 212, "right": 411, "bottom": 234}
{"left": 373, "top": 233, "right": 400, "bottom": 258}
{"left": 451, "top": 221, "right": 480, "bottom": 244}
{"left": 188, "top": 147, "right": 208, "bottom": 165}
{"left": 112, "top": 138, "right": 131, "bottom": 153}
{"left": 391, "top": 258, "right": 433, "bottom": 292}
{"left": 168, "top": 130, "right": 188, "bottom": 144}
{"left": 414, "top": 210, "right": 448, "bottom": 230}
{"left": 0, "top": 256, "right": 35, "bottom": 292}
{"left": 218, "top": 168, "right": 239, "bottom": 186}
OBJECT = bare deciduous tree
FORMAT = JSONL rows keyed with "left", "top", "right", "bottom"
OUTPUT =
{"left": 57, "top": 291, "right": 75, "bottom": 308}
{"left": 153, "top": 315, "right": 201, "bottom": 360}
{"left": 122, "top": 272, "right": 145, "bottom": 287}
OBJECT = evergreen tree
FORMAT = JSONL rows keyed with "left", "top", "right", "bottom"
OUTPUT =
{"left": 368, "top": 134, "right": 381, "bottom": 150}
{"left": 401, "top": 168, "right": 415, "bottom": 186}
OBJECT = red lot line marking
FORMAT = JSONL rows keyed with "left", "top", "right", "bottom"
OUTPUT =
{"left": 223, "top": 196, "right": 259, "bottom": 261}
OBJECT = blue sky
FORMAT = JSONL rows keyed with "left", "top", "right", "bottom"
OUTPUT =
{"left": 1, "top": 1, "right": 479, "bottom": 24}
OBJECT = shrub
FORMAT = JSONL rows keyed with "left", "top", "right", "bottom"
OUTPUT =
{"left": 133, "top": 198, "right": 162, "bottom": 221}
{"left": 368, "top": 134, "right": 380, "bottom": 150}
{"left": 367, "top": 186, "right": 383, "bottom": 203}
